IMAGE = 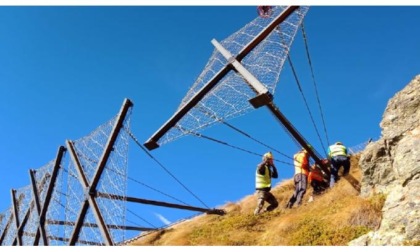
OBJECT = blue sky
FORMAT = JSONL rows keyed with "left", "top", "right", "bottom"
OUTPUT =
{"left": 1, "top": 5, "right": 419, "bottom": 240}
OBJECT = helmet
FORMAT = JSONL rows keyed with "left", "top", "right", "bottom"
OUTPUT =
{"left": 263, "top": 152, "right": 273, "bottom": 161}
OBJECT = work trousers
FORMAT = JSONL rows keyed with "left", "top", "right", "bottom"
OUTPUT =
{"left": 254, "top": 189, "right": 278, "bottom": 215}
{"left": 311, "top": 180, "right": 328, "bottom": 195}
{"left": 287, "top": 173, "right": 307, "bottom": 208}
{"left": 330, "top": 155, "right": 350, "bottom": 186}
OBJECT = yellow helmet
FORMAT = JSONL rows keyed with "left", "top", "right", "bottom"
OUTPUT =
{"left": 263, "top": 152, "right": 273, "bottom": 161}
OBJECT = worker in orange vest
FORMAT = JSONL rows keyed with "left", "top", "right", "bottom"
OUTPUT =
{"left": 307, "top": 159, "right": 330, "bottom": 202}
{"left": 286, "top": 147, "right": 310, "bottom": 209}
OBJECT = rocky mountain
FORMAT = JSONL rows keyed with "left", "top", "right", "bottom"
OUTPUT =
{"left": 350, "top": 75, "right": 420, "bottom": 245}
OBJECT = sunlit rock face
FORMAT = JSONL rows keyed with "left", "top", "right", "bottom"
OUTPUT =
{"left": 350, "top": 75, "right": 420, "bottom": 246}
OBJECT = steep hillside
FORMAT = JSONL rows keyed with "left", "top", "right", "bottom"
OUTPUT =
{"left": 129, "top": 155, "right": 384, "bottom": 246}
{"left": 128, "top": 74, "right": 420, "bottom": 246}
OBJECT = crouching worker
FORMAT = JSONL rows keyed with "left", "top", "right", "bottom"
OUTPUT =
{"left": 308, "top": 159, "right": 330, "bottom": 202}
{"left": 254, "top": 152, "right": 279, "bottom": 215}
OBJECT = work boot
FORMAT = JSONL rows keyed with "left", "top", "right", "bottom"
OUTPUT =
{"left": 308, "top": 196, "right": 314, "bottom": 203}
{"left": 266, "top": 202, "right": 278, "bottom": 212}
{"left": 254, "top": 206, "right": 262, "bottom": 215}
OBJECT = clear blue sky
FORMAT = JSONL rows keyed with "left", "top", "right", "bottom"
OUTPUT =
{"left": 1, "top": 5, "right": 419, "bottom": 239}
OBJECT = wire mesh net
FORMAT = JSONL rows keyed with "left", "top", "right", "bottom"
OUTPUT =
{"left": 64, "top": 109, "right": 131, "bottom": 245}
{"left": 24, "top": 161, "right": 56, "bottom": 245}
{"left": 10, "top": 185, "right": 33, "bottom": 245}
{"left": 0, "top": 206, "right": 16, "bottom": 245}
{"left": 44, "top": 159, "right": 67, "bottom": 246}
{"left": 157, "top": 6, "right": 309, "bottom": 146}
{"left": 1, "top": 102, "right": 132, "bottom": 246}
{"left": 348, "top": 138, "right": 375, "bottom": 155}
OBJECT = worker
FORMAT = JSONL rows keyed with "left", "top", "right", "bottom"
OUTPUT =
{"left": 257, "top": 6, "right": 273, "bottom": 18}
{"left": 286, "top": 147, "right": 310, "bottom": 209}
{"left": 254, "top": 151, "right": 279, "bottom": 215}
{"left": 307, "top": 159, "right": 330, "bottom": 202}
{"left": 328, "top": 141, "right": 351, "bottom": 186}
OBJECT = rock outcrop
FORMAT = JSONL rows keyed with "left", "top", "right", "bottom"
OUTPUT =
{"left": 349, "top": 75, "right": 420, "bottom": 245}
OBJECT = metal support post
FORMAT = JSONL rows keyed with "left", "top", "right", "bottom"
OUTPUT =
{"left": 212, "top": 38, "right": 330, "bottom": 176}
{"left": 66, "top": 98, "right": 133, "bottom": 246}
{"left": 33, "top": 146, "right": 66, "bottom": 245}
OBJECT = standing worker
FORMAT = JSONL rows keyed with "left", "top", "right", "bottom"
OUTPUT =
{"left": 286, "top": 147, "right": 310, "bottom": 209}
{"left": 254, "top": 152, "right": 279, "bottom": 215}
{"left": 328, "top": 141, "right": 351, "bottom": 186}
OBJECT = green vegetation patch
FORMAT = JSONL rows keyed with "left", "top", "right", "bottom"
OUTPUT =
{"left": 189, "top": 213, "right": 265, "bottom": 245}
{"left": 287, "top": 217, "right": 370, "bottom": 245}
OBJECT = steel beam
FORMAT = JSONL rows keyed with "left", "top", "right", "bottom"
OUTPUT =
{"left": 66, "top": 98, "right": 133, "bottom": 246}
{"left": 266, "top": 102, "right": 330, "bottom": 176}
{"left": 29, "top": 170, "right": 44, "bottom": 244}
{"left": 22, "top": 231, "right": 104, "bottom": 246}
{"left": 236, "top": 6, "right": 299, "bottom": 61}
{"left": 33, "top": 146, "right": 66, "bottom": 245}
{"left": 3, "top": 193, "right": 25, "bottom": 245}
{"left": 11, "top": 189, "right": 22, "bottom": 246}
{"left": 144, "top": 6, "right": 299, "bottom": 150}
{"left": 12, "top": 200, "right": 34, "bottom": 246}
{"left": 212, "top": 37, "right": 330, "bottom": 176}
{"left": 66, "top": 140, "right": 111, "bottom": 246}
{"left": 97, "top": 192, "right": 225, "bottom": 215}
{"left": 46, "top": 219, "right": 155, "bottom": 232}
{"left": 12, "top": 171, "right": 52, "bottom": 245}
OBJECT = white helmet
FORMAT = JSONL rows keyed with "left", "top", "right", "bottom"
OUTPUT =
{"left": 262, "top": 152, "right": 273, "bottom": 161}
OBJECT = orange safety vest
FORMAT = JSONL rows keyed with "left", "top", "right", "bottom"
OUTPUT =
{"left": 308, "top": 167, "right": 324, "bottom": 183}
{"left": 294, "top": 151, "right": 310, "bottom": 176}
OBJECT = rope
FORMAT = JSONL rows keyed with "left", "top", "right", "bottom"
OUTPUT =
{"left": 221, "top": 121, "right": 294, "bottom": 161}
{"left": 180, "top": 126, "right": 294, "bottom": 167}
{"left": 287, "top": 54, "right": 328, "bottom": 156}
{"left": 127, "top": 209, "right": 157, "bottom": 228}
{"left": 126, "top": 176, "right": 189, "bottom": 206}
{"left": 101, "top": 159, "right": 191, "bottom": 206}
{"left": 195, "top": 106, "right": 294, "bottom": 162}
{"left": 125, "top": 128, "right": 210, "bottom": 209}
{"left": 63, "top": 165, "right": 161, "bottom": 229}
{"left": 300, "top": 21, "right": 331, "bottom": 147}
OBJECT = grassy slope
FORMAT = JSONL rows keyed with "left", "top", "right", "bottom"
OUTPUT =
{"left": 129, "top": 155, "right": 385, "bottom": 246}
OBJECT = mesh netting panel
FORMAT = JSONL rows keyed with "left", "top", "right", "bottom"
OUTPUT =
{"left": 0, "top": 102, "right": 131, "bottom": 245}
{"left": 64, "top": 158, "right": 85, "bottom": 242}
{"left": 76, "top": 208, "right": 105, "bottom": 246}
{"left": 72, "top": 116, "right": 118, "bottom": 183}
{"left": 0, "top": 207, "right": 15, "bottom": 245}
{"left": 64, "top": 109, "right": 131, "bottom": 245}
{"left": 20, "top": 161, "right": 55, "bottom": 246}
{"left": 11, "top": 185, "right": 32, "bottom": 244}
{"left": 0, "top": 159, "right": 66, "bottom": 245}
{"left": 158, "top": 6, "right": 309, "bottom": 146}
{"left": 95, "top": 121, "right": 130, "bottom": 244}
{"left": 44, "top": 160, "right": 67, "bottom": 245}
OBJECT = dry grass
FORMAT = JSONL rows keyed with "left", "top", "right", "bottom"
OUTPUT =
{"left": 129, "top": 154, "right": 386, "bottom": 246}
